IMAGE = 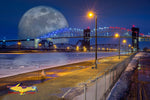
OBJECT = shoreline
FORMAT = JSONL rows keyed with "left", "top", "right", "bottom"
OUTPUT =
{"left": 0, "top": 52, "right": 118, "bottom": 78}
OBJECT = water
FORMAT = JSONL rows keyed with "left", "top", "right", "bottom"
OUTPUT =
{"left": 0, "top": 52, "right": 118, "bottom": 78}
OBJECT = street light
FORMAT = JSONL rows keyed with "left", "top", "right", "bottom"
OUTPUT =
{"left": 123, "top": 39, "right": 127, "bottom": 44}
{"left": 114, "top": 33, "right": 120, "bottom": 59}
{"left": 131, "top": 46, "right": 134, "bottom": 52}
{"left": 87, "top": 11, "right": 98, "bottom": 69}
{"left": 17, "top": 41, "right": 21, "bottom": 45}
{"left": 88, "top": 12, "right": 94, "bottom": 18}
{"left": 38, "top": 43, "right": 42, "bottom": 47}
{"left": 128, "top": 44, "right": 131, "bottom": 54}
{"left": 17, "top": 41, "right": 21, "bottom": 50}
{"left": 90, "top": 47, "right": 93, "bottom": 50}
{"left": 53, "top": 45, "right": 57, "bottom": 49}
{"left": 83, "top": 46, "right": 87, "bottom": 52}
{"left": 128, "top": 44, "right": 131, "bottom": 47}
{"left": 122, "top": 39, "right": 127, "bottom": 54}
{"left": 67, "top": 46, "right": 70, "bottom": 51}
{"left": 76, "top": 46, "right": 79, "bottom": 51}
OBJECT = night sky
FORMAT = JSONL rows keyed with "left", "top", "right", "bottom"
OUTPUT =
{"left": 0, "top": 0, "right": 150, "bottom": 41}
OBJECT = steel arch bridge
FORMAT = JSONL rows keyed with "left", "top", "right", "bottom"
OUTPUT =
{"left": 0, "top": 26, "right": 146, "bottom": 50}
{"left": 38, "top": 26, "right": 133, "bottom": 39}
{"left": 34, "top": 26, "right": 133, "bottom": 48}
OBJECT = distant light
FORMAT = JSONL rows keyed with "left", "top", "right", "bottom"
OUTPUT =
{"left": 140, "top": 33, "right": 144, "bottom": 36}
{"left": 123, "top": 39, "right": 127, "bottom": 44}
{"left": 128, "top": 44, "right": 131, "bottom": 47}
{"left": 53, "top": 45, "right": 57, "bottom": 49}
{"left": 90, "top": 47, "right": 93, "bottom": 49}
{"left": 132, "top": 25, "right": 135, "bottom": 27}
{"left": 114, "top": 33, "right": 120, "bottom": 38}
{"left": 83, "top": 46, "right": 87, "bottom": 52}
{"left": 76, "top": 46, "right": 79, "bottom": 51}
{"left": 109, "top": 26, "right": 112, "bottom": 28}
{"left": 67, "top": 47, "right": 70, "bottom": 50}
{"left": 121, "top": 27, "right": 124, "bottom": 30}
{"left": 27, "top": 39, "right": 30, "bottom": 41}
{"left": 3, "top": 40, "right": 5, "bottom": 42}
{"left": 38, "top": 43, "right": 42, "bottom": 47}
{"left": 138, "top": 66, "right": 141, "bottom": 70}
{"left": 17, "top": 41, "right": 21, "bottom": 45}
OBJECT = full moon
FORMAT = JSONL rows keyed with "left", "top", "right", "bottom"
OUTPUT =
{"left": 18, "top": 6, "right": 69, "bottom": 46}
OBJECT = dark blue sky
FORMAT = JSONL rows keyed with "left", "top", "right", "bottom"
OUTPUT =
{"left": 0, "top": 0, "right": 150, "bottom": 40}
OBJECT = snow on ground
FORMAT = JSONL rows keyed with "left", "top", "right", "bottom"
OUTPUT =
{"left": 0, "top": 52, "right": 118, "bottom": 78}
{"left": 107, "top": 52, "right": 145, "bottom": 100}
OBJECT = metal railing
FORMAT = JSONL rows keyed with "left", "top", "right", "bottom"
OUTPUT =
{"left": 61, "top": 54, "right": 134, "bottom": 100}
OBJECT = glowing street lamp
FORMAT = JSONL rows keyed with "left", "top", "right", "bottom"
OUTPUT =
{"left": 128, "top": 44, "right": 131, "bottom": 55}
{"left": 83, "top": 46, "right": 87, "bottom": 52}
{"left": 67, "top": 47, "right": 70, "bottom": 50}
{"left": 128, "top": 44, "right": 131, "bottom": 47}
{"left": 114, "top": 33, "right": 120, "bottom": 59}
{"left": 87, "top": 11, "right": 98, "bottom": 69}
{"left": 76, "top": 46, "right": 79, "bottom": 51}
{"left": 17, "top": 41, "right": 21, "bottom": 45}
{"left": 17, "top": 41, "right": 21, "bottom": 50}
{"left": 123, "top": 39, "right": 127, "bottom": 44}
{"left": 90, "top": 47, "right": 93, "bottom": 50}
{"left": 53, "top": 45, "right": 57, "bottom": 49}
{"left": 88, "top": 12, "right": 94, "bottom": 18}
{"left": 123, "top": 39, "right": 127, "bottom": 54}
{"left": 115, "top": 33, "right": 120, "bottom": 38}
{"left": 131, "top": 46, "right": 134, "bottom": 52}
{"left": 38, "top": 43, "right": 42, "bottom": 47}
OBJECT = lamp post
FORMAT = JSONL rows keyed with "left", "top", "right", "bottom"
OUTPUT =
{"left": 131, "top": 46, "right": 134, "bottom": 53}
{"left": 128, "top": 44, "right": 131, "bottom": 55}
{"left": 17, "top": 41, "right": 21, "bottom": 50}
{"left": 115, "top": 33, "right": 120, "bottom": 59}
{"left": 38, "top": 43, "right": 42, "bottom": 47}
{"left": 88, "top": 11, "right": 98, "bottom": 69}
{"left": 122, "top": 39, "right": 127, "bottom": 55}
{"left": 76, "top": 46, "right": 79, "bottom": 51}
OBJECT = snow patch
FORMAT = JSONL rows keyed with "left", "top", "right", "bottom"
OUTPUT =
{"left": 107, "top": 52, "right": 145, "bottom": 100}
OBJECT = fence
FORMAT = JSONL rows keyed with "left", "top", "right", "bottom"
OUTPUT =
{"left": 61, "top": 54, "right": 135, "bottom": 100}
